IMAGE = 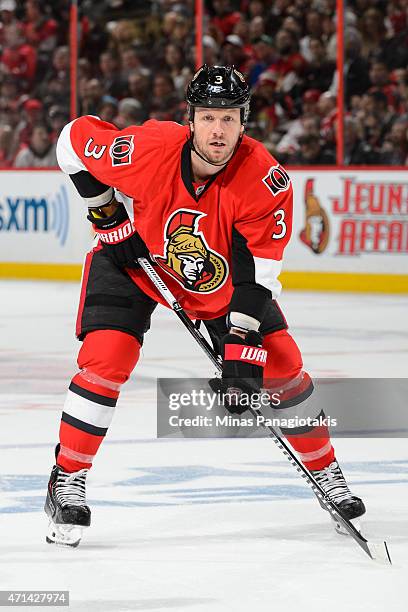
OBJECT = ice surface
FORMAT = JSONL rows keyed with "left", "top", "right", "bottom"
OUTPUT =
{"left": 0, "top": 281, "right": 407, "bottom": 611}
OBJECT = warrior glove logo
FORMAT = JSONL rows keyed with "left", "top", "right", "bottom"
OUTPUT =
{"left": 153, "top": 209, "right": 228, "bottom": 293}
{"left": 109, "top": 135, "right": 134, "bottom": 166}
{"left": 240, "top": 347, "right": 267, "bottom": 364}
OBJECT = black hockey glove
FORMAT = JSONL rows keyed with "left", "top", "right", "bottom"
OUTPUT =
{"left": 88, "top": 203, "right": 149, "bottom": 268}
{"left": 220, "top": 330, "right": 268, "bottom": 415}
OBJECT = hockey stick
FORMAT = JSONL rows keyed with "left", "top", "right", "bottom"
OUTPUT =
{"left": 138, "top": 256, "right": 392, "bottom": 565}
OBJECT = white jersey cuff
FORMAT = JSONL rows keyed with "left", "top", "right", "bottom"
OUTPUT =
{"left": 229, "top": 312, "right": 260, "bottom": 331}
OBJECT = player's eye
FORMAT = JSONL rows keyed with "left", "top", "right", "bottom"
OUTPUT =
{"left": 224, "top": 116, "right": 233, "bottom": 122}
{"left": 203, "top": 114, "right": 214, "bottom": 121}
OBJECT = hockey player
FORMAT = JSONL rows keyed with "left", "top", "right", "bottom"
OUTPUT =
{"left": 45, "top": 65, "right": 365, "bottom": 546}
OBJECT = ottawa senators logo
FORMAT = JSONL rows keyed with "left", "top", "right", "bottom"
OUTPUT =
{"left": 299, "top": 179, "right": 330, "bottom": 254}
{"left": 153, "top": 209, "right": 228, "bottom": 293}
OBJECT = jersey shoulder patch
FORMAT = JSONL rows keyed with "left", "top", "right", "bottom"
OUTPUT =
{"left": 261, "top": 164, "right": 291, "bottom": 196}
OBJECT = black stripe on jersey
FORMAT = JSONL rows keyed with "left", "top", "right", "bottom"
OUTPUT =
{"left": 61, "top": 411, "right": 108, "bottom": 437}
{"left": 69, "top": 382, "right": 117, "bottom": 407}
{"left": 69, "top": 170, "right": 111, "bottom": 198}
{"left": 181, "top": 140, "right": 224, "bottom": 201}
{"left": 229, "top": 227, "right": 271, "bottom": 322}
{"left": 280, "top": 409, "right": 325, "bottom": 436}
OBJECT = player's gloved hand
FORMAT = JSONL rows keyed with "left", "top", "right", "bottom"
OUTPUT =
{"left": 220, "top": 330, "right": 267, "bottom": 414}
{"left": 87, "top": 203, "right": 149, "bottom": 268}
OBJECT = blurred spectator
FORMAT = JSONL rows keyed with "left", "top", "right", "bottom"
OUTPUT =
{"left": 221, "top": 35, "right": 250, "bottom": 74}
{"left": 0, "top": 74, "right": 21, "bottom": 110}
{"left": 300, "top": 11, "right": 324, "bottom": 62}
{"left": 166, "top": 13, "right": 191, "bottom": 48}
{"left": 40, "top": 45, "right": 69, "bottom": 106}
{"left": 109, "top": 20, "right": 140, "bottom": 55}
{"left": 114, "top": 97, "right": 144, "bottom": 128}
{"left": 211, "top": 0, "right": 241, "bottom": 37}
{"left": 12, "top": 97, "right": 44, "bottom": 156}
{"left": 78, "top": 57, "right": 92, "bottom": 81}
{"left": 164, "top": 43, "right": 192, "bottom": 95}
{"left": 276, "top": 115, "right": 320, "bottom": 159}
{"left": 23, "top": 0, "right": 58, "bottom": 54}
{"left": 203, "top": 35, "right": 219, "bottom": 66}
{"left": 344, "top": 28, "right": 371, "bottom": 103}
{"left": 249, "top": 15, "right": 265, "bottom": 39}
{"left": 250, "top": 69, "right": 296, "bottom": 144}
{"left": 319, "top": 91, "right": 337, "bottom": 144}
{"left": 343, "top": 116, "right": 378, "bottom": 165}
{"left": 359, "top": 8, "right": 386, "bottom": 61}
{"left": 368, "top": 61, "right": 399, "bottom": 110}
{"left": 288, "top": 133, "right": 335, "bottom": 164}
{"left": 48, "top": 105, "right": 69, "bottom": 141}
{"left": 381, "top": 118, "right": 408, "bottom": 164}
{"left": 1, "top": 23, "right": 37, "bottom": 88}
{"left": 275, "top": 90, "right": 321, "bottom": 156}
{"left": 80, "top": 78, "right": 104, "bottom": 115}
{"left": 0, "top": 0, "right": 19, "bottom": 46}
{"left": 98, "top": 98, "right": 118, "bottom": 124}
{"left": 249, "top": 35, "right": 275, "bottom": 86}
{"left": 0, "top": 122, "right": 12, "bottom": 167}
{"left": 14, "top": 123, "right": 57, "bottom": 167}
{"left": 120, "top": 47, "right": 142, "bottom": 80}
{"left": 149, "top": 72, "right": 179, "bottom": 120}
{"left": 381, "top": 18, "right": 408, "bottom": 70}
{"left": 270, "top": 28, "right": 307, "bottom": 95}
{"left": 303, "top": 37, "right": 335, "bottom": 93}
{"left": 126, "top": 68, "right": 151, "bottom": 112}
{"left": 99, "top": 51, "right": 126, "bottom": 98}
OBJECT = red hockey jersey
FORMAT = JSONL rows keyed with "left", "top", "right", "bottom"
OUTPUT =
{"left": 57, "top": 117, "right": 293, "bottom": 322}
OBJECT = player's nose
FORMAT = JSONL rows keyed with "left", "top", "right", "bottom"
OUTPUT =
{"left": 211, "top": 119, "right": 225, "bottom": 137}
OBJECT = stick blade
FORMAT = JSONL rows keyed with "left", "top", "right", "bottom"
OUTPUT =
{"left": 365, "top": 540, "right": 392, "bottom": 565}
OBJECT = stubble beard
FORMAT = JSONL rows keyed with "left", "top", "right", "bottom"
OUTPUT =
{"left": 194, "top": 137, "right": 235, "bottom": 166}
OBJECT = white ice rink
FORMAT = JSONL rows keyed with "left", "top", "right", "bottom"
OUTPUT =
{"left": 0, "top": 280, "right": 407, "bottom": 612}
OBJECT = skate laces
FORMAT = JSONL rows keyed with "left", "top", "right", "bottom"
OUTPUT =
{"left": 55, "top": 468, "right": 88, "bottom": 507}
{"left": 312, "top": 461, "right": 353, "bottom": 504}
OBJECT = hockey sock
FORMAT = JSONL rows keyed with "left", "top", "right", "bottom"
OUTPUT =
{"left": 57, "top": 330, "right": 140, "bottom": 472}
{"left": 262, "top": 329, "right": 335, "bottom": 471}
{"left": 284, "top": 427, "right": 335, "bottom": 471}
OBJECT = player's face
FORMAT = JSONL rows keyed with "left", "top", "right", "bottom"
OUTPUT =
{"left": 192, "top": 107, "right": 243, "bottom": 165}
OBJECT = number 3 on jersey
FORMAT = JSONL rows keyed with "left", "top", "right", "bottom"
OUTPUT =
{"left": 272, "top": 209, "right": 286, "bottom": 239}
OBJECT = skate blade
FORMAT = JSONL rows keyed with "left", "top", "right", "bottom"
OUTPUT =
{"left": 332, "top": 516, "right": 361, "bottom": 536}
{"left": 46, "top": 520, "right": 86, "bottom": 548}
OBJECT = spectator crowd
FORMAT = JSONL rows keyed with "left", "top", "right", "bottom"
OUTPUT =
{"left": 0, "top": 0, "right": 407, "bottom": 167}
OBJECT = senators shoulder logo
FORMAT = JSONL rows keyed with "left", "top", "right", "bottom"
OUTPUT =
{"left": 299, "top": 179, "right": 330, "bottom": 254}
{"left": 153, "top": 209, "right": 228, "bottom": 293}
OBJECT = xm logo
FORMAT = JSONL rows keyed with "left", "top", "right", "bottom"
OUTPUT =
{"left": 0, "top": 184, "right": 69, "bottom": 246}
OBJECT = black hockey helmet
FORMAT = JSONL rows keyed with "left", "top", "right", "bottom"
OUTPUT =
{"left": 186, "top": 64, "right": 251, "bottom": 124}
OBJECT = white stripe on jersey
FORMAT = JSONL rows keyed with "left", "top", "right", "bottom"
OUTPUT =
{"left": 253, "top": 256, "right": 282, "bottom": 299}
{"left": 57, "top": 118, "right": 114, "bottom": 208}
{"left": 57, "top": 120, "right": 88, "bottom": 174}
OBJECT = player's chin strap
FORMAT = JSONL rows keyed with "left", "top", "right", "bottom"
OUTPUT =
{"left": 136, "top": 254, "right": 392, "bottom": 566}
